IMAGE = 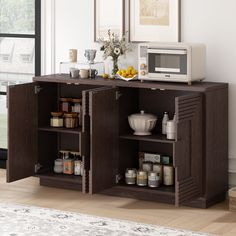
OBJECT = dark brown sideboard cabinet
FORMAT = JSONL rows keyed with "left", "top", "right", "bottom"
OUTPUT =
{"left": 7, "top": 75, "right": 228, "bottom": 208}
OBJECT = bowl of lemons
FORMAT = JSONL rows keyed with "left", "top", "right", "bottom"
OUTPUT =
{"left": 116, "top": 66, "right": 138, "bottom": 81}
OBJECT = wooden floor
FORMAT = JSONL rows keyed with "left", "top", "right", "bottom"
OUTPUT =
{"left": 0, "top": 169, "right": 236, "bottom": 235}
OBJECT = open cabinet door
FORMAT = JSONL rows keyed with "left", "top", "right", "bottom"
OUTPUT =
{"left": 7, "top": 83, "right": 38, "bottom": 182}
{"left": 88, "top": 87, "right": 119, "bottom": 194}
{"left": 174, "top": 93, "right": 203, "bottom": 206}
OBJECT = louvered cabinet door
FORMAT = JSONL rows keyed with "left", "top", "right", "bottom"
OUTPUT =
{"left": 174, "top": 93, "right": 203, "bottom": 206}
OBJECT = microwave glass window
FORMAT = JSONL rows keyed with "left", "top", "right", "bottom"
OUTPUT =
{"left": 148, "top": 53, "right": 187, "bottom": 75}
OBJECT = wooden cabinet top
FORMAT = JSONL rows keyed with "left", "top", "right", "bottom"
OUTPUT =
{"left": 33, "top": 74, "right": 228, "bottom": 92}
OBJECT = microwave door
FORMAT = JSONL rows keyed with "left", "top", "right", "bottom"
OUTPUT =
{"left": 148, "top": 49, "right": 187, "bottom": 76}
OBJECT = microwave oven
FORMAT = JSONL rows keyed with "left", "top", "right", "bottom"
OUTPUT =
{"left": 138, "top": 43, "right": 206, "bottom": 85}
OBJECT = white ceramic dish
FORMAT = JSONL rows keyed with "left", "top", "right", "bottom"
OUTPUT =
{"left": 128, "top": 110, "right": 157, "bottom": 136}
{"left": 116, "top": 74, "right": 138, "bottom": 82}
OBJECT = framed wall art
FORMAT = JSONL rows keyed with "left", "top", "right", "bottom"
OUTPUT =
{"left": 94, "top": 0, "right": 125, "bottom": 41}
{"left": 129, "top": 0, "right": 181, "bottom": 42}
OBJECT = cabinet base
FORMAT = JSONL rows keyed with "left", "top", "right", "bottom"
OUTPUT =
{"left": 183, "top": 192, "right": 227, "bottom": 208}
{"left": 40, "top": 178, "right": 82, "bottom": 191}
{"left": 100, "top": 185, "right": 175, "bottom": 205}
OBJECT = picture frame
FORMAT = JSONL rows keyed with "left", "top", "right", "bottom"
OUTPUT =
{"left": 129, "top": 0, "right": 181, "bottom": 42}
{"left": 94, "top": 0, "right": 125, "bottom": 42}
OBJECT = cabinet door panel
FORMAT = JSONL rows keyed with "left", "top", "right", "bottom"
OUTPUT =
{"left": 174, "top": 93, "right": 202, "bottom": 206}
{"left": 7, "top": 83, "right": 38, "bottom": 182}
{"left": 89, "top": 87, "right": 119, "bottom": 194}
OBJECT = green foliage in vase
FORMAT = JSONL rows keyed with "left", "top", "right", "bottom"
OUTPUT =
{"left": 98, "top": 30, "right": 130, "bottom": 75}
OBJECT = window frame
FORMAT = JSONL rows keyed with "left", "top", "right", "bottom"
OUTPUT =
{"left": 0, "top": 0, "right": 41, "bottom": 164}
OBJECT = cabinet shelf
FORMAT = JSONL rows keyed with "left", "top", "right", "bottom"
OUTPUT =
{"left": 101, "top": 184, "right": 175, "bottom": 204}
{"left": 38, "top": 126, "right": 81, "bottom": 134}
{"left": 119, "top": 133, "right": 175, "bottom": 144}
{"left": 36, "top": 171, "right": 82, "bottom": 184}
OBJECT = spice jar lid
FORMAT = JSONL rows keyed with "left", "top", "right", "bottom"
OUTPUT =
{"left": 51, "top": 111, "right": 63, "bottom": 117}
{"left": 60, "top": 97, "right": 72, "bottom": 102}
{"left": 72, "top": 98, "right": 82, "bottom": 103}
{"left": 63, "top": 112, "right": 78, "bottom": 118}
{"left": 137, "top": 170, "right": 147, "bottom": 175}
{"left": 148, "top": 171, "right": 159, "bottom": 176}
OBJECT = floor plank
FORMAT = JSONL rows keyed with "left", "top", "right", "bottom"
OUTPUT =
{"left": 0, "top": 169, "right": 235, "bottom": 235}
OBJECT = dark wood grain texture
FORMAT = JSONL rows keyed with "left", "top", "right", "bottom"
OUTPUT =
{"left": 7, "top": 83, "right": 38, "bottom": 182}
{"left": 204, "top": 88, "right": 228, "bottom": 201}
{"left": 89, "top": 87, "right": 119, "bottom": 194}
{"left": 33, "top": 74, "right": 227, "bottom": 92}
{"left": 175, "top": 93, "right": 203, "bottom": 206}
{"left": 7, "top": 75, "right": 228, "bottom": 208}
{"left": 101, "top": 184, "right": 175, "bottom": 205}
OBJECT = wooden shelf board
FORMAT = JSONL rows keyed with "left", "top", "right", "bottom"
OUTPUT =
{"left": 120, "top": 134, "right": 175, "bottom": 144}
{"left": 36, "top": 172, "right": 82, "bottom": 184}
{"left": 38, "top": 126, "right": 81, "bottom": 134}
{"left": 101, "top": 184, "right": 175, "bottom": 204}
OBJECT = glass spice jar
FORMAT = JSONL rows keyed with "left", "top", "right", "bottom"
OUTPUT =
{"left": 50, "top": 112, "right": 64, "bottom": 127}
{"left": 64, "top": 112, "right": 78, "bottom": 128}
{"left": 125, "top": 168, "right": 137, "bottom": 185}
{"left": 60, "top": 98, "right": 72, "bottom": 112}
{"left": 63, "top": 159, "right": 74, "bottom": 175}
{"left": 153, "top": 163, "right": 163, "bottom": 182}
{"left": 74, "top": 160, "right": 82, "bottom": 176}
{"left": 54, "top": 159, "right": 63, "bottom": 174}
{"left": 71, "top": 98, "right": 82, "bottom": 113}
{"left": 137, "top": 170, "right": 148, "bottom": 186}
{"left": 148, "top": 172, "right": 161, "bottom": 188}
{"left": 142, "top": 161, "right": 153, "bottom": 172}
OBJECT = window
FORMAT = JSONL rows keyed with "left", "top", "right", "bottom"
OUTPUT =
{"left": 0, "top": 0, "right": 41, "bottom": 166}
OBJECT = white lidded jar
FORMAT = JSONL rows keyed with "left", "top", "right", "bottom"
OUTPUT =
{"left": 162, "top": 112, "right": 169, "bottom": 135}
{"left": 128, "top": 110, "right": 157, "bottom": 136}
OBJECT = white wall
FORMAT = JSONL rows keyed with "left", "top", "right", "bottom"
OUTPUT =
{"left": 42, "top": 0, "right": 236, "bottom": 185}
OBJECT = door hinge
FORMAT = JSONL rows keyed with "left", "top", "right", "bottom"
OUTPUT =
{"left": 116, "top": 91, "right": 122, "bottom": 100}
{"left": 35, "top": 163, "right": 42, "bottom": 173}
{"left": 34, "top": 85, "right": 42, "bottom": 94}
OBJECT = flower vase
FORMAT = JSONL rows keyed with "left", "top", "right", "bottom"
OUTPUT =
{"left": 112, "top": 58, "right": 119, "bottom": 77}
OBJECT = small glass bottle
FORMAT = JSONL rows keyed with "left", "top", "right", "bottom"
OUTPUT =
{"left": 60, "top": 98, "right": 72, "bottom": 113}
{"left": 153, "top": 163, "right": 163, "bottom": 182}
{"left": 137, "top": 170, "right": 148, "bottom": 186}
{"left": 74, "top": 160, "right": 82, "bottom": 176}
{"left": 125, "top": 168, "right": 137, "bottom": 185}
{"left": 142, "top": 161, "right": 153, "bottom": 172}
{"left": 148, "top": 172, "right": 161, "bottom": 188}
{"left": 50, "top": 112, "right": 64, "bottom": 128}
{"left": 162, "top": 112, "right": 169, "bottom": 135}
{"left": 64, "top": 112, "right": 78, "bottom": 128}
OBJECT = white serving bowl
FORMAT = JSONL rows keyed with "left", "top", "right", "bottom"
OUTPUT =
{"left": 128, "top": 110, "right": 157, "bottom": 136}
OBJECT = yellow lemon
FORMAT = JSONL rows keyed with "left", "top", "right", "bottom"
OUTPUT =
{"left": 127, "top": 66, "right": 134, "bottom": 71}
{"left": 131, "top": 69, "right": 137, "bottom": 75}
{"left": 116, "top": 70, "right": 122, "bottom": 76}
{"left": 122, "top": 72, "right": 127, "bottom": 77}
{"left": 102, "top": 73, "right": 109, "bottom": 79}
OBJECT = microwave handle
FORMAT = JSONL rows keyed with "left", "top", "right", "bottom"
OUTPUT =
{"left": 147, "top": 49, "right": 187, "bottom": 55}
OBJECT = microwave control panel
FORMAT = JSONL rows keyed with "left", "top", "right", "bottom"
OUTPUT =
{"left": 138, "top": 45, "right": 149, "bottom": 79}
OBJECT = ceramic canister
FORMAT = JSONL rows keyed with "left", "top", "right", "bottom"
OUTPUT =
{"left": 163, "top": 165, "right": 174, "bottom": 186}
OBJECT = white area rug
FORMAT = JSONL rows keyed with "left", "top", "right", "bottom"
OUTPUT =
{"left": 0, "top": 203, "right": 214, "bottom": 236}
